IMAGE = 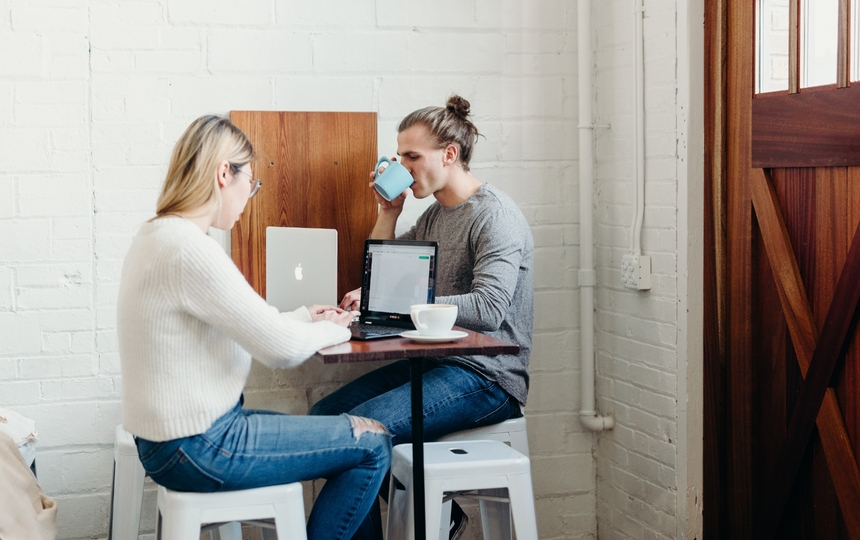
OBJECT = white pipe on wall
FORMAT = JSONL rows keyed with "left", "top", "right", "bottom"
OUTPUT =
{"left": 630, "top": 0, "right": 646, "bottom": 255}
{"left": 578, "top": 0, "right": 614, "bottom": 432}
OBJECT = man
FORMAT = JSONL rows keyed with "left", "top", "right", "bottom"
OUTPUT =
{"left": 310, "top": 95, "right": 534, "bottom": 540}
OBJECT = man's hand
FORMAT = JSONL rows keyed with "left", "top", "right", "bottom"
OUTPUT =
{"left": 370, "top": 158, "right": 408, "bottom": 213}
{"left": 370, "top": 180, "right": 408, "bottom": 212}
{"left": 340, "top": 288, "right": 361, "bottom": 311}
{"left": 307, "top": 305, "right": 356, "bottom": 327}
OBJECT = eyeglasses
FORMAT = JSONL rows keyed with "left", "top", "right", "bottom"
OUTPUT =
{"left": 231, "top": 166, "right": 263, "bottom": 199}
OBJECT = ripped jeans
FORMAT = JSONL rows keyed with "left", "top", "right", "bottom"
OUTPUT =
{"left": 134, "top": 399, "right": 391, "bottom": 540}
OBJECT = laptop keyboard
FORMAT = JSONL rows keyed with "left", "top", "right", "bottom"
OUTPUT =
{"left": 350, "top": 323, "right": 404, "bottom": 336}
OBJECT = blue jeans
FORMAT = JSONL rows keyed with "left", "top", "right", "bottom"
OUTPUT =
{"left": 135, "top": 400, "right": 392, "bottom": 540}
{"left": 309, "top": 359, "right": 521, "bottom": 540}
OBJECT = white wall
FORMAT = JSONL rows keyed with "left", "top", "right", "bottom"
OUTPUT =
{"left": 0, "top": 2, "right": 605, "bottom": 539}
{"left": 592, "top": 0, "right": 702, "bottom": 538}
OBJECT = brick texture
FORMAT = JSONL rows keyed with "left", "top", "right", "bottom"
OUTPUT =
{"left": 0, "top": 1, "right": 689, "bottom": 539}
{"left": 594, "top": 0, "right": 682, "bottom": 538}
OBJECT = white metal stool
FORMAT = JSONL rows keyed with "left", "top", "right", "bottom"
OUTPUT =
{"left": 110, "top": 425, "right": 147, "bottom": 540}
{"left": 435, "top": 415, "right": 529, "bottom": 538}
{"left": 156, "top": 483, "right": 307, "bottom": 540}
{"left": 437, "top": 415, "right": 529, "bottom": 456}
{"left": 386, "top": 440, "right": 538, "bottom": 540}
{"left": 109, "top": 425, "right": 242, "bottom": 540}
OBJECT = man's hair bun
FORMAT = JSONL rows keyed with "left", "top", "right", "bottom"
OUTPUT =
{"left": 446, "top": 95, "right": 471, "bottom": 119}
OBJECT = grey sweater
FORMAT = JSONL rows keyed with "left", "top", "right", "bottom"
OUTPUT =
{"left": 400, "top": 183, "right": 534, "bottom": 404}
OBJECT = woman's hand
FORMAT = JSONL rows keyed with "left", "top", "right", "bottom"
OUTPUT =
{"left": 340, "top": 288, "right": 361, "bottom": 311}
{"left": 307, "top": 305, "right": 356, "bottom": 327}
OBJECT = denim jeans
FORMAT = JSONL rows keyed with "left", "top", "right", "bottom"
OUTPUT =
{"left": 135, "top": 400, "right": 392, "bottom": 540}
{"left": 309, "top": 359, "right": 521, "bottom": 540}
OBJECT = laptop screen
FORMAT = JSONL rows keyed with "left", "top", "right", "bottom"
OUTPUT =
{"left": 358, "top": 239, "right": 438, "bottom": 326}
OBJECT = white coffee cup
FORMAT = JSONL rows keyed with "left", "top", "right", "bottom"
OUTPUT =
{"left": 410, "top": 304, "right": 458, "bottom": 337}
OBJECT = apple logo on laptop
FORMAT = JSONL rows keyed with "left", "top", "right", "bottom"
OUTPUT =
{"left": 294, "top": 264, "right": 303, "bottom": 280}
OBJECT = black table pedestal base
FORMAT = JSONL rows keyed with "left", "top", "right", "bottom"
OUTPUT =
{"left": 410, "top": 357, "right": 426, "bottom": 540}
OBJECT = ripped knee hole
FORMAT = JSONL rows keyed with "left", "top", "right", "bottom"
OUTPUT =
{"left": 347, "top": 415, "right": 388, "bottom": 440}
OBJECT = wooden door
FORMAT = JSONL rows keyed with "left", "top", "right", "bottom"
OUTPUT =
{"left": 706, "top": 0, "right": 860, "bottom": 538}
{"left": 229, "top": 111, "right": 378, "bottom": 301}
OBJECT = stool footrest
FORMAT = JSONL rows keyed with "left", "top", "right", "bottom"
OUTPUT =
{"left": 443, "top": 491, "right": 511, "bottom": 504}
{"left": 199, "top": 522, "right": 227, "bottom": 533}
{"left": 199, "top": 519, "right": 276, "bottom": 532}
{"left": 242, "top": 519, "right": 276, "bottom": 530}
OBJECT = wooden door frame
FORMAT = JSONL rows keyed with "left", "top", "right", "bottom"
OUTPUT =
{"left": 704, "top": 0, "right": 729, "bottom": 537}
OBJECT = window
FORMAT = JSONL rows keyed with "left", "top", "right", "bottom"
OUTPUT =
{"left": 801, "top": 0, "right": 839, "bottom": 87}
{"left": 757, "top": 0, "right": 791, "bottom": 93}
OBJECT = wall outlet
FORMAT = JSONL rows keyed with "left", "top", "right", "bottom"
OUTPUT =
{"left": 621, "top": 254, "right": 651, "bottom": 290}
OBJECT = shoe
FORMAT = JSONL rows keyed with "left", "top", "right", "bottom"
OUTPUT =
{"left": 449, "top": 501, "right": 469, "bottom": 540}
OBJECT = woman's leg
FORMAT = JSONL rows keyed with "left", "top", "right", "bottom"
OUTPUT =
{"left": 135, "top": 405, "right": 391, "bottom": 540}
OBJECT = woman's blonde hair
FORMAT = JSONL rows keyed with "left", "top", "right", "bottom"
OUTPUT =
{"left": 155, "top": 115, "right": 254, "bottom": 217}
{"left": 397, "top": 95, "right": 481, "bottom": 172}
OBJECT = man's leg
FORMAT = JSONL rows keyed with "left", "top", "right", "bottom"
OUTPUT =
{"left": 311, "top": 360, "right": 519, "bottom": 441}
{"left": 309, "top": 359, "right": 414, "bottom": 417}
{"left": 346, "top": 362, "right": 519, "bottom": 446}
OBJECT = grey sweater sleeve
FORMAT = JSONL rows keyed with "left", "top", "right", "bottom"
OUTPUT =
{"left": 436, "top": 206, "right": 527, "bottom": 332}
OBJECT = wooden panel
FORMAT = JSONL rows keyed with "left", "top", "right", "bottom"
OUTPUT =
{"left": 726, "top": 0, "right": 755, "bottom": 535}
{"left": 811, "top": 167, "right": 851, "bottom": 540}
{"left": 750, "top": 210, "right": 788, "bottom": 505}
{"left": 770, "top": 170, "right": 809, "bottom": 540}
{"left": 812, "top": 168, "right": 849, "bottom": 326}
{"left": 752, "top": 168, "right": 860, "bottom": 539}
{"left": 704, "top": 0, "right": 728, "bottom": 535}
{"left": 841, "top": 168, "right": 860, "bottom": 467}
{"left": 229, "top": 111, "right": 378, "bottom": 301}
{"left": 756, "top": 169, "right": 817, "bottom": 358}
{"left": 752, "top": 86, "right": 860, "bottom": 168}
{"left": 754, "top": 217, "right": 860, "bottom": 539}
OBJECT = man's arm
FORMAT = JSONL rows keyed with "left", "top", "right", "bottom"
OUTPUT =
{"left": 369, "top": 206, "right": 400, "bottom": 239}
{"left": 437, "top": 209, "right": 530, "bottom": 332}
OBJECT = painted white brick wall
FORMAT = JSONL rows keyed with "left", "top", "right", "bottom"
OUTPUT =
{"left": 0, "top": 1, "right": 616, "bottom": 539}
{"left": 592, "top": 0, "right": 692, "bottom": 538}
{"left": 2, "top": 0, "right": 703, "bottom": 537}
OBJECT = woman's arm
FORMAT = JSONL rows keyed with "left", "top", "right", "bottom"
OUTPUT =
{"left": 177, "top": 237, "right": 351, "bottom": 369}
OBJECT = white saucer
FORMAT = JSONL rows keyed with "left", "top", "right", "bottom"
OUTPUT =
{"left": 400, "top": 330, "right": 468, "bottom": 343}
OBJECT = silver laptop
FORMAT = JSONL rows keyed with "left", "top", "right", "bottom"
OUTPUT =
{"left": 266, "top": 227, "right": 337, "bottom": 312}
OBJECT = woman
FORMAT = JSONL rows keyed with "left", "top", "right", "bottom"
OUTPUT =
{"left": 117, "top": 115, "right": 391, "bottom": 540}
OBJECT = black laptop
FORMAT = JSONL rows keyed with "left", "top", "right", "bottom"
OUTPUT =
{"left": 350, "top": 239, "right": 438, "bottom": 340}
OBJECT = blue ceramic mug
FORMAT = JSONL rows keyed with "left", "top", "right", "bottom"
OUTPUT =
{"left": 373, "top": 156, "right": 414, "bottom": 201}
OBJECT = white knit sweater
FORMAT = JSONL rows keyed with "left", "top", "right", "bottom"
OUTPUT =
{"left": 117, "top": 217, "right": 351, "bottom": 442}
